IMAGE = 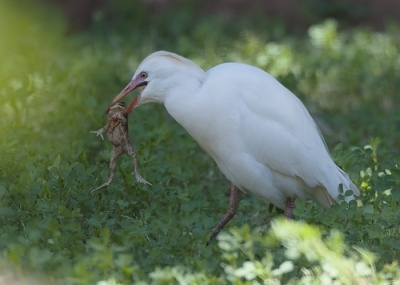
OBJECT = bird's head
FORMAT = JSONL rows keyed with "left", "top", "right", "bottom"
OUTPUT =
{"left": 104, "top": 51, "right": 205, "bottom": 116}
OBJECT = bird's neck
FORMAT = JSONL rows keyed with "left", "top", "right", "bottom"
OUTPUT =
{"left": 163, "top": 74, "right": 221, "bottom": 156}
{"left": 164, "top": 75, "right": 204, "bottom": 125}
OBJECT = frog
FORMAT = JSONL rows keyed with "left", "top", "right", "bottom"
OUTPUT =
{"left": 90, "top": 102, "right": 151, "bottom": 193}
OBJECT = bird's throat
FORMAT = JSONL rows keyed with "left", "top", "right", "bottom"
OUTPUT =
{"left": 124, "top": 91, "right": 142, "bottom": 115}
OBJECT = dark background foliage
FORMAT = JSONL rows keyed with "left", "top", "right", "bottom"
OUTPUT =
{"left": 1, "top": 0, "right": 399, "bottom": 284}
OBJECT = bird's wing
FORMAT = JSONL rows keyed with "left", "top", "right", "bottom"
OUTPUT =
{"left": 240, "top": 84, "right": 331, "bottom": 185}
{"left": 239, "top": 73, "right": 357, "bottom": 199}
{"left": 203, "top": 63, "right": 358, "bottom": 200}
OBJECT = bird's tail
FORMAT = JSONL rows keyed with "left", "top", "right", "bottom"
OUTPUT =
{"left": 336, "top": 167, "right": 360, "bottom": 202}
{"left": 315, "top": 166, "right": 359, "bottom": 208}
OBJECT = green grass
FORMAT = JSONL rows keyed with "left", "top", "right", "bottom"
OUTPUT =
{"left": 1, "top": 1, "right": 400, "bottom": 284}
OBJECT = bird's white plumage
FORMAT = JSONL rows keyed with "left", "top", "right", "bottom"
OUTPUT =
{"left": 134, "top": 51, "right": 359, "bottom": 209}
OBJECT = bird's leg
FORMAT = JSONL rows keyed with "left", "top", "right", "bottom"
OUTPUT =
{"left": 125, "top": 139, "right": 152, "bottom": 186}
{"left": 285, "top": 197, "right": 295, "bottom": 219}
{"left": 91, "top": 148, "right": 122, "bottom": 193}
{"left": 207, "top": 185, "right": 238, "bottom": 245}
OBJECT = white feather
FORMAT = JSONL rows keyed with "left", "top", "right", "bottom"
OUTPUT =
{"left": 135, "top": 51, "right": 359, "bottom": 210}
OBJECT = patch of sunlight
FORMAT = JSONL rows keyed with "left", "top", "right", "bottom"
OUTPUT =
{"left": 0, "top": 0, "right": 65, "bottom": 132}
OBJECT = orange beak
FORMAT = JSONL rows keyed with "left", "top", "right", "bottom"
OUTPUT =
{"left": 103, "top": 75, "right": 147, "bottom": 116}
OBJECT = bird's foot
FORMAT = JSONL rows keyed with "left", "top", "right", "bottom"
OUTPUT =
{"left": 206, "top": 229, "right": 221, "bottom": 246}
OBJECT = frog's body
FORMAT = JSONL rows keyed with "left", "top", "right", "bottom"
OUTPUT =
{"left": 91, "top": 102, "right": 151, "bottom": 192}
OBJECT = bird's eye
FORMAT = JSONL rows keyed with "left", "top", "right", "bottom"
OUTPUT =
{"left": 140, "top": 72, "right": 148, "bottom": 79}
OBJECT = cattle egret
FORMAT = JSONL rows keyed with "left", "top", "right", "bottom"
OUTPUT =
{"left": 106, "top": 51, "right": 359, "bottom": 243}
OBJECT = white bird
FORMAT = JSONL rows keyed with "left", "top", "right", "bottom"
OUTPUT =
{"left": 106, "top": 51, "right": 359, "bottom": 242}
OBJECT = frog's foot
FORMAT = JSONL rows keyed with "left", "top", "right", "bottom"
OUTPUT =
{"left": 135, "top": 172, "right": 152, "bottom": 186}
{"left": 90, "top": 182, "right": 110, "bottom": 193}
{"left": 90, "top": 130, "right": 105, "bottom": 140}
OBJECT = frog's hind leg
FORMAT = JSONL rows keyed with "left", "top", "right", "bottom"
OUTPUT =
{"left": 125, "top": 144, "right": 152, "bottom": 186}
{"left": 91, "top": 148, "right": 123, "bottom": 193}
